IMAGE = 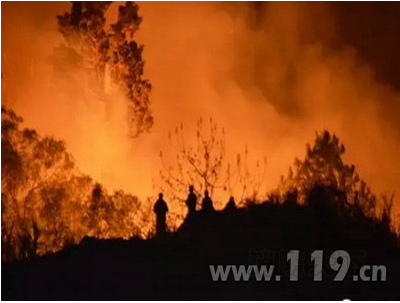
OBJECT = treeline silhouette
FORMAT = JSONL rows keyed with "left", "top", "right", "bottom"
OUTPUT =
{"left": 2, "top": 106, "right": 399, "bottom": 258}
{"left": 3, "top": 183, "right": 400, "bottom": 300}
{"left": 1, "top": 106, "right": 152, "bottom": 262}
{"left": 2, "top": 106, "right": 400, "bottom": 299}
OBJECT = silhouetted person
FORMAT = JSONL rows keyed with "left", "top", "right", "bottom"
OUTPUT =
{"left": 201, "top": 190, "right": 215, "bottom": 213}
{"left": 153, "top": 193, "right": 168, "bottom": 237}
{"left": 185, "top": 185, "right": 197, "bottom": 216}
{"left": 223, "top": 196, "right": 236, "bottom": 213}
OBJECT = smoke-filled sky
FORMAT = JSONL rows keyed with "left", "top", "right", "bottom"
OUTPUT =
{"left": 2, "top": 2, "right": 400, "bottom": 211}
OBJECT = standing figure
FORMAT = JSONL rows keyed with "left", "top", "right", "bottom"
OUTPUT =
{"left": 153, "top": 193, "right": 169, "bottom": 237}
{"left": 201, "top": 190, "right": 215, "bottom": 213}
{"left": 185, "top": 185, "right": 197, "bottom": 216}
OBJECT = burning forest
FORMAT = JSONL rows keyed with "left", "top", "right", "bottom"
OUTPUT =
{"left": 1, "top": 3, "right": 400, "bottom": 299}
{"left": 2, "top": 0, "right": 400, "bottom": 260}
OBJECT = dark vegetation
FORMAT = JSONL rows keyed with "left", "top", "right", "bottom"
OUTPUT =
{"left": 2, "top": 107, "right": 400, "bottom": 299}
{"left": 2, "top": 186, "right": 400, "bottom": 300}
{"left": 3, "top": 105, "right": 400, "bottom": 299}
{"left": 3, "top": 104, "right": 398, "bottom": 262}
{"left": 1, "top": 106, "right": 152, "bottom": 262}
{"left": 2, "top": 2, "right": 400, "bottom": 299}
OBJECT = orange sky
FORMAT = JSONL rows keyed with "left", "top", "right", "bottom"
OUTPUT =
{"left": 2, "top": 2, "right": 400, "bottom": 214}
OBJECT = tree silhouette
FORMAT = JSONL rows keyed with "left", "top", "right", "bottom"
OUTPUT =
{"left": 1, "top": 106, "right": 148, "bottom": 260}
{"left": 159, "top": 118, "right": 226, "bottom": 202}
{"left": 278, "top": 130, "right": 376, "bottom": 216}
{"left": 57, "top": 1, "right": 153, "bottom": 137}
{"left": 380, "top": 193, "right": 395, "bottom": 231}
{"left": 85, "top": 182, "right": 151, "bottom": 239}
{"left": 1, "top": 106, "right": 79, "bottom": 260}
{"left": 158, "top": 117, "right": 267, "bottom": 228}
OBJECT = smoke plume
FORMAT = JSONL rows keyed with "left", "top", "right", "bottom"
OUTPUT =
{"left": 2, "top": 2, "right": 400, "bottom": 213}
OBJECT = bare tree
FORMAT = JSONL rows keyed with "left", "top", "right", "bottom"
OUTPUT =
{"left": 160, "top": 118, "right": 226, "bottom": 200}
{"left": 158, "top": 117, "right": 268, "bottom": 227}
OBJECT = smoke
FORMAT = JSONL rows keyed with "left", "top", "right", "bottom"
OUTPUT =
{"left": 2, "top": 2, "right": 400, "bottom": 212}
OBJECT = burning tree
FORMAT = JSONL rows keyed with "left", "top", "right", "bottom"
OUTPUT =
{"left": 1, "top": 106, "right": 150, "bottom": 261}
{"left": 57, "top": 1, "right": 153, "bottom": 137}
{"left": 1, "top": 106, "right": 85, "bottom": 260}
{"left": 86, "top": 183, "right": 151, "bottom": 239}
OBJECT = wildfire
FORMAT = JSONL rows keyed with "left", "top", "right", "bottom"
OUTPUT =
{"left": 2, "top": 2, "right": 400, "bottom": 260}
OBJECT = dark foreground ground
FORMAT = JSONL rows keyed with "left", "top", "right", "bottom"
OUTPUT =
{"left": 3, "top": 194, "right": 400, "bottom": 300}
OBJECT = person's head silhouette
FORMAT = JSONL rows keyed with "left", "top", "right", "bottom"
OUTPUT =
{"left": 189, "top": 185, "right": 194, "bottom": 193}
{"left": 204, "top": 190, "right": 209, "bottom": 197}
{"left": 158, "top": 193, "right": 163, "bottom": 199}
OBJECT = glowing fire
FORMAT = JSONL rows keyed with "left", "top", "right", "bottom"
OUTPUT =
{"left": 2, "top": 2, "right": 400, "bottom": 217}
